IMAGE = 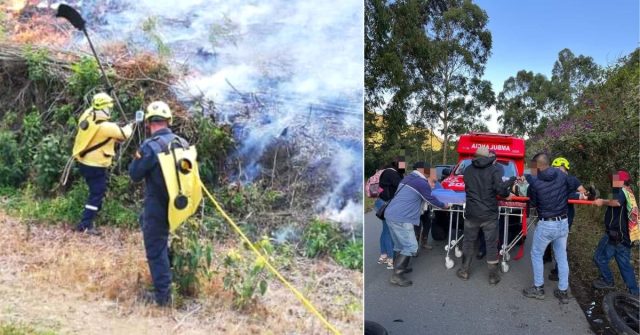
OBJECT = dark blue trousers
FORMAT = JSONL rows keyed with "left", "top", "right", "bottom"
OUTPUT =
{"left": 141, "top": 202, "right": 171, "bottom": 303}
{"left": 77, "top": 163, "right": 107, "bottom": 230}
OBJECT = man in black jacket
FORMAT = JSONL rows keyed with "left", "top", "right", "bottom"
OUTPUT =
{"left": 458, "top": 147, "right": 515, "bottom": 285}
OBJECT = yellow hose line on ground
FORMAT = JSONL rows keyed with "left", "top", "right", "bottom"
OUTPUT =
{"left": 200, "top": 183, "right": 342, "bottom": 335}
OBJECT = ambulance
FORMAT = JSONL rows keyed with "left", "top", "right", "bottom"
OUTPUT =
{"left": 431, "top": 132, "right": 526, "bottom": 241}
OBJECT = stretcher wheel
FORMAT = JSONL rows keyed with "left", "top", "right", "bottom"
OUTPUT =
{"left": 455, "top": 247, "right": 462, "bottom": 258}
{"left": 444, "top": 245, "right": 450, "bottom": 252}
{"left": 445, "top": 257, "right": 454, "bottom": 269}
{"left": 501, "top": 262, "right": 509, "bottom": 273}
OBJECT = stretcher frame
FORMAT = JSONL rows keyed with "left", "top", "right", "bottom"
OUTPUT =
{"left": 429, "top": 198, "right": 539, "bottom": 273}
{"left": 428, "top": 194, "right": 591, "bottom": 272}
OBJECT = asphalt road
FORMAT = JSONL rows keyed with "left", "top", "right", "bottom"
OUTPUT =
{"left": 364, "top": 210, "right": 593, "bottom": 335}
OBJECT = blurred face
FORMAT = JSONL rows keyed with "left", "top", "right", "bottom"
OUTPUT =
{"left": 526, "top": 161, "right": 538, "bottom": 176}
{"left": 398, "top": 161, "right": 406, "bottom": 169}
{"left": 429, "top": 168, "right": 437, "bottom": 180}
{"left": 145, "top": 120, "right": 168, "bottom": 135}
{"left": 612, "top": 173, "right": 625, "bottom": 188}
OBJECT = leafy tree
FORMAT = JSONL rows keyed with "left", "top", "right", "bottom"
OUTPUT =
{"left": 497, "top": 49, "right": 601, "bottom": 137}
{"left": 418, "top": 0, "right": 494, "bottom": 163}
{"left": 497, "top": 70, "right": 552, "bottom": 137}
{"left": 527, "top": 49, "right": 639, "bottom": 193}
{"left": 549, "top": 48, "right": 602, "bottom": 117}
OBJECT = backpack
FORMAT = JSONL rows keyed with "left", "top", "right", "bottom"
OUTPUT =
{"left": 152, "top": 135, "right": 203, "bottom": 232}
{"left": 366, "top": 169, "right": 390, "bottom": 198}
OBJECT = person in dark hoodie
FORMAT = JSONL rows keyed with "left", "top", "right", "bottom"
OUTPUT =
{"left": 385, "top": 161, "right": 449, "bottom": 287}
{"left": 522, "top": 153, "right": 575, "bottom": 304}
{"left": 457, "top": 147, "right": 515, "bottom": 285}
{"left": 375, "top": 157, "right": 405, "bottom": 269}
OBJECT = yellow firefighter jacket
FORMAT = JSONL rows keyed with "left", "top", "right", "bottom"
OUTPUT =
{"left": 73, "top": 109, "right": 133, "bottom": 167}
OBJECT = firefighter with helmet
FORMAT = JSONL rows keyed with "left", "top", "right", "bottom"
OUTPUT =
{"left": 129, "top": 101, "right": 197, "bottom": 306}
{"left": 72, "top": 92, "right": 133, "bottom": 235}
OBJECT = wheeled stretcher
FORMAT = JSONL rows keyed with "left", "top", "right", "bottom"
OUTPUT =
{"left": 429, "top": 193, "right": 593, "bottom": 272}
{"left": 429, "top": 202, "right": 537, "bottom": 272}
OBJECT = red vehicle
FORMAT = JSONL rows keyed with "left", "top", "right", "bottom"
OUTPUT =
{"left": 431, "top": 133, "right": 528, "bottom": 248}
{"left": 441, "top": 132, "right": 526, "bottom": 191}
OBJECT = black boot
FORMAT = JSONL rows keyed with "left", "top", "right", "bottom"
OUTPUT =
{"left": 488, "top": 263, "right": 501, "bottom": 285}
{"left": 456, "top": 255, "right": 472, "bottom": 280}
{"left": 390, "top": 255, "right": 413, "bottom": 287}
{"left": 397, "top": 253, "right": 413, "bottom": 274}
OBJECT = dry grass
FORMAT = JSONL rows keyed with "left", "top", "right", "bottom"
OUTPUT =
{"left": 0, "top": 211, "right": 363, "bottom": 335}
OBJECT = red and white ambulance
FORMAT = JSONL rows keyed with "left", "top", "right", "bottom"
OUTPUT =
{"left": 431, "top": 133, "right": 529, "bottom": 254}
{"left": 440, "top": 132, "right": 526, "bottom": 191}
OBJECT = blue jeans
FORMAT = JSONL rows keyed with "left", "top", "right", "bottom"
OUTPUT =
{"left": 531, "top": 219, "right": 569, "bottom": 290}
{"left": 375, "top": 198, "right": 394, "bottom": 257}
{"left": 593, "top": 235, "right": 639, "bottom": 295}
{"left": 387, "top": 220, "right": 419, "bottom": 257}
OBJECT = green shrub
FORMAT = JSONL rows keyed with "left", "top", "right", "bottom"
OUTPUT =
{"left": 68, "top": 57, "right": 101, "bottom": 99}
{"left": 33, "top": 134, "right": 69, "bottom": 194}
{"left": 332, "top": 240, "right": 363, "bottom": 271}
{"left": 1, "top": 110, "right": 18, "bottom": 130}
{"left": 116, "top": 90, "right": 144, "bottom": 116}
{"left": 3, "top": 180, "right": 138, "bottom": 227}
{"left": 302, "top": 219, "right": 342, "bottom": 258}
{"left": 52, "top": 104, "right": 74, "bottom": 125}
{"left": 273, "top": 242, "right": 296, "bottom": 270}
{"left": 193, "top": 108, "right": 234, "bottom": 185}
{"left": 21, "top": 108, "right": 42, "bottom": 159}
{"left": 96, "top": 199, "right": 138, "bottom": 228}
{"left": 24, "top": 46, "right": 50, "bottom": 82}
{"left": 201, "top": 214, "right": 228, "bottom": 240}
{"left": 171, "top": 219, "right": 214, "bottom": 297}
{"left": 222, "top": 237, "right": 272, "bottom": 309}
{"left": 0, "top": 131, "right": 26, "bottom": 188}
{"left": 45, "top": 182, "right": 87, "bottom": 224}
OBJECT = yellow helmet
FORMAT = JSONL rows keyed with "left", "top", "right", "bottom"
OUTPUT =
{"left": 145, "top": 101, "right": 173, "bottom": 125}
{"left": 92, "top": 93, "right": 114, "bottom": 111}
{"left": 552, "top": 157, "right": 570, "bottom": 170}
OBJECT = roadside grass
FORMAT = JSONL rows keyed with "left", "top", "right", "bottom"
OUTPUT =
{"left": 0, "top": 323, "right": 57, "bottom": 335}
{"left": 569, "top": 206, "right": 639, "bottom": 334}
{"left": 364, "top": 196, "right": 375, "bottom": 213}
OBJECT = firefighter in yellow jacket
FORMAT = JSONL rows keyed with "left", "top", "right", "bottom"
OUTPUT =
{"left": 72, "top": 93, "right": 133, "bottom": 235}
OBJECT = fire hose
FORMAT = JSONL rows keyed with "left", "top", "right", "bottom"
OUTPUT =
{"left": 200, "top": 183, "right": 342, "bottom": 335}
